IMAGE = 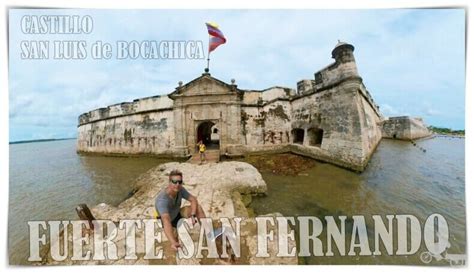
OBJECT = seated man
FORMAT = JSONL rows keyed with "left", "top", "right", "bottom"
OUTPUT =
{"left": 154, "top": 169, "right": 206, "bottom": 251}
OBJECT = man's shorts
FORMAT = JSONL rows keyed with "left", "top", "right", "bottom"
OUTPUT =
{"left": 170, "top": 213, "right": 183, "bottom": 228}
{"left": 157, "top": 212, "right": 183, "bottom": 228}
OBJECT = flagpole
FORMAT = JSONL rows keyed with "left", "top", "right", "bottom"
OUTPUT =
{"left": 205, "top": 35, "right": 211, "bottom": 73}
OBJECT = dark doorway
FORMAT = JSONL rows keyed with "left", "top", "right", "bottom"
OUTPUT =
{"left": 197, "top": 121, "right": 220, "bottom": 150}
{"left": 291, "top": 128, "right": 305, "bottom": 144}
{"left": 308, "top": 128, "right": 324, "bottom": 147}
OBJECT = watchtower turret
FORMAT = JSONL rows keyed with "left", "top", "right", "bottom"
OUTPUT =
{"left": 331, "top": 40, "right": 355, "bottom": 64}
{"left": 325, "top": 40, "right": 360, "bottom": 82}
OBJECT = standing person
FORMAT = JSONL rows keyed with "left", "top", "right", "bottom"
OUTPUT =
{"left": 154, "top": 169, "right": 206, "bottom": 251}
{"left": 197, "top": 140, "right": 207, "bottom": 164}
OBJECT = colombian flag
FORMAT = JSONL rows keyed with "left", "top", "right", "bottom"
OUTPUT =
{"left": 206, "top": 22, "right": 227, "bottom": 53}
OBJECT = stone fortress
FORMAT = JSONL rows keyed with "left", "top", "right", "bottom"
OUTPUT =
{"left": 77, "top": 42, "right": 431, "bottom": 172}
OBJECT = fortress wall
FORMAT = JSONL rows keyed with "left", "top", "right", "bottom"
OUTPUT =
{"left": 288, "top": 79, "right": 381, "bottom": 171}
{"left": 313, "top": 61, "right": 359, "bottom": 90}
{"left": 240, "top": 106, "right": 262, "bottom": 146}
{"left": 382, "top": 116, "right": 431, "bottom": 140}
{"left": 242, "top": 91, "right": 261, "bottom": 105}
{"left": 240, "top": 100, "right": 292, "bottom": 148}
{"left": 355, "top": 87, "right": 383, "bottom": 164}
{"left": 78, "top": 95, "right": 173, "bottom": 125}
{"left": 260, "top": 101, "right": 292, "bottom": 145}
{"left": 260, "top": 87, "right": 294, "bottom": 102}
{"left": 281, "top": 43, "right": 384, "bottom": 170}
{"left": 409, "top": 117, "right": 432, "bottom": 139}
{"left": 358, "top": 84, "right": 383, "bottom": 118}
{"left": 297, "top": 79, "right": 315, "bottom": 94}
{"left": 382, "top": 117, "right": 411, "bottom": 139}
{"left": 291, "top": 86, "right": 359, "bottom": 166}
{"left": 134, "top": 95, "right": 173, "bottom": 112}
{"left": 77, "top": 109, "right": 176, "bottom": 155}
{"left": 241, "top": 87, "right": 294, "bottom": 105}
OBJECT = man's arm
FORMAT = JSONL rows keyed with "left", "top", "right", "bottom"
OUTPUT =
{"left": 181, "top": 188, "right": 196, "bottom": 216}
{"left": 188, "top": 194, "right": 198, "bottom": 217}
{"left": 160, "top": 213, "right": 181, "bottom": 251}
{"left": 181, "top": 188, "right": 205, "bottom": 222}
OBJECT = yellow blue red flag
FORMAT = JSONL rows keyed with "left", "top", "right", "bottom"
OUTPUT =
{"left": 205, "top": 22, "right": 226, "bottom": 53}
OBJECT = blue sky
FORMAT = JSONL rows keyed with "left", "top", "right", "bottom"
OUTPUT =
{"left": 8, "top": 9, "right": 465, "bottom": 142}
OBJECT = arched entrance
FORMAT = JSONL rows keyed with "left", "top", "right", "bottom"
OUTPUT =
{"left": 196, "top": 121, "right": 220, "bottom": 150}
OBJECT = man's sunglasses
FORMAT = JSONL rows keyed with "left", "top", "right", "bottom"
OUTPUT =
{"left": 170, "top": 179, "right": 183, "bottom": 185}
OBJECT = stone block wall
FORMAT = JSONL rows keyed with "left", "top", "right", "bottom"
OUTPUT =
{"left": 78, "top": 95, "right": 173, "bottom": 125}
{"left": 77, "top": 110, "right": 176, "bottom": 155}
{"left": 240, "top": 101, "right": 292, "bottom": 148}
{"left": 289, "top": 77, "right": 383, "bottom": 171}
{"left": 77, "top": 96, "right": 176, "bottom": 156}
{"left": 382, "top": 116, "right": 432, "bottom": 140}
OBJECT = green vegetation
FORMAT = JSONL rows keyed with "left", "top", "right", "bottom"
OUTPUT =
{"left": 428, "top": 126, "right": 465, "bottom": 136}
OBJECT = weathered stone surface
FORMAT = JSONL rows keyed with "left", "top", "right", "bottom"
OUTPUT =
{"left": 382, "top": 116, "right": 432, "bottom": 140}
{"left": 38, "top": 161, "right": 297, "bottom": 265}
{"left": 76, "top": 42, "right": 429, "bottom": 171}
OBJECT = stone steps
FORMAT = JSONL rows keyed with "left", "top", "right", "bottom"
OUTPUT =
{"left": 187, "top": 149, "right": 220, "bottom": 164}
